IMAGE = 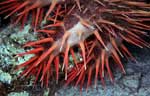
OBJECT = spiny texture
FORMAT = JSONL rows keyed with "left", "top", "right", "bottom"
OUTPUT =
{"left": 1, "top": 0, "right": 150, "bottom": 91}
{"left": 0, "top": 0, "right": 62, "bottom": 30}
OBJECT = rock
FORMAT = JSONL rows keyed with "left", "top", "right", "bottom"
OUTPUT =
{"left": 137, "top": 87, "right": 150, "bottom": 96}
{"left": 122, "top": 73, "right": 141, "bottom": 89}
{"left": 141, "top": 72, "right": 150, "bottom": 87}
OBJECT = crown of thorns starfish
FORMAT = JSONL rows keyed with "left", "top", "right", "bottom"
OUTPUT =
{"left": 0, "top": 0, "right": 150, "bottom": 91}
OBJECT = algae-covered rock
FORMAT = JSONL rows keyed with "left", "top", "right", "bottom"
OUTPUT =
{"left": 8, "top": 91, "right": 29, "bottom": 96}
{"left": 0, "top": 24, "right": 38, "bottom": 95}
{"left": 0, "top": 69, "right": 12, "bottom": 84}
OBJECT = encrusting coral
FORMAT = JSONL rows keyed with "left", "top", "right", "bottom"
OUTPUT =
{"left": 0, "top": 0, "right": 150, "bottom": 91}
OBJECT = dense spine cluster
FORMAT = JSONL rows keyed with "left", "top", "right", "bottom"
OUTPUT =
{"left": 0, "top": 0, "right": 150, "bottom": 90}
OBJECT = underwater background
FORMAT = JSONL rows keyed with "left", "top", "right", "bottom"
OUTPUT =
{"left": 0, "top": 0, "right": 150, "bottom": 96}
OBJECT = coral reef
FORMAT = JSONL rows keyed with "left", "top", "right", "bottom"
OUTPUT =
{"left": 0, "top": 0, "right": 150, "bottom": 93}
